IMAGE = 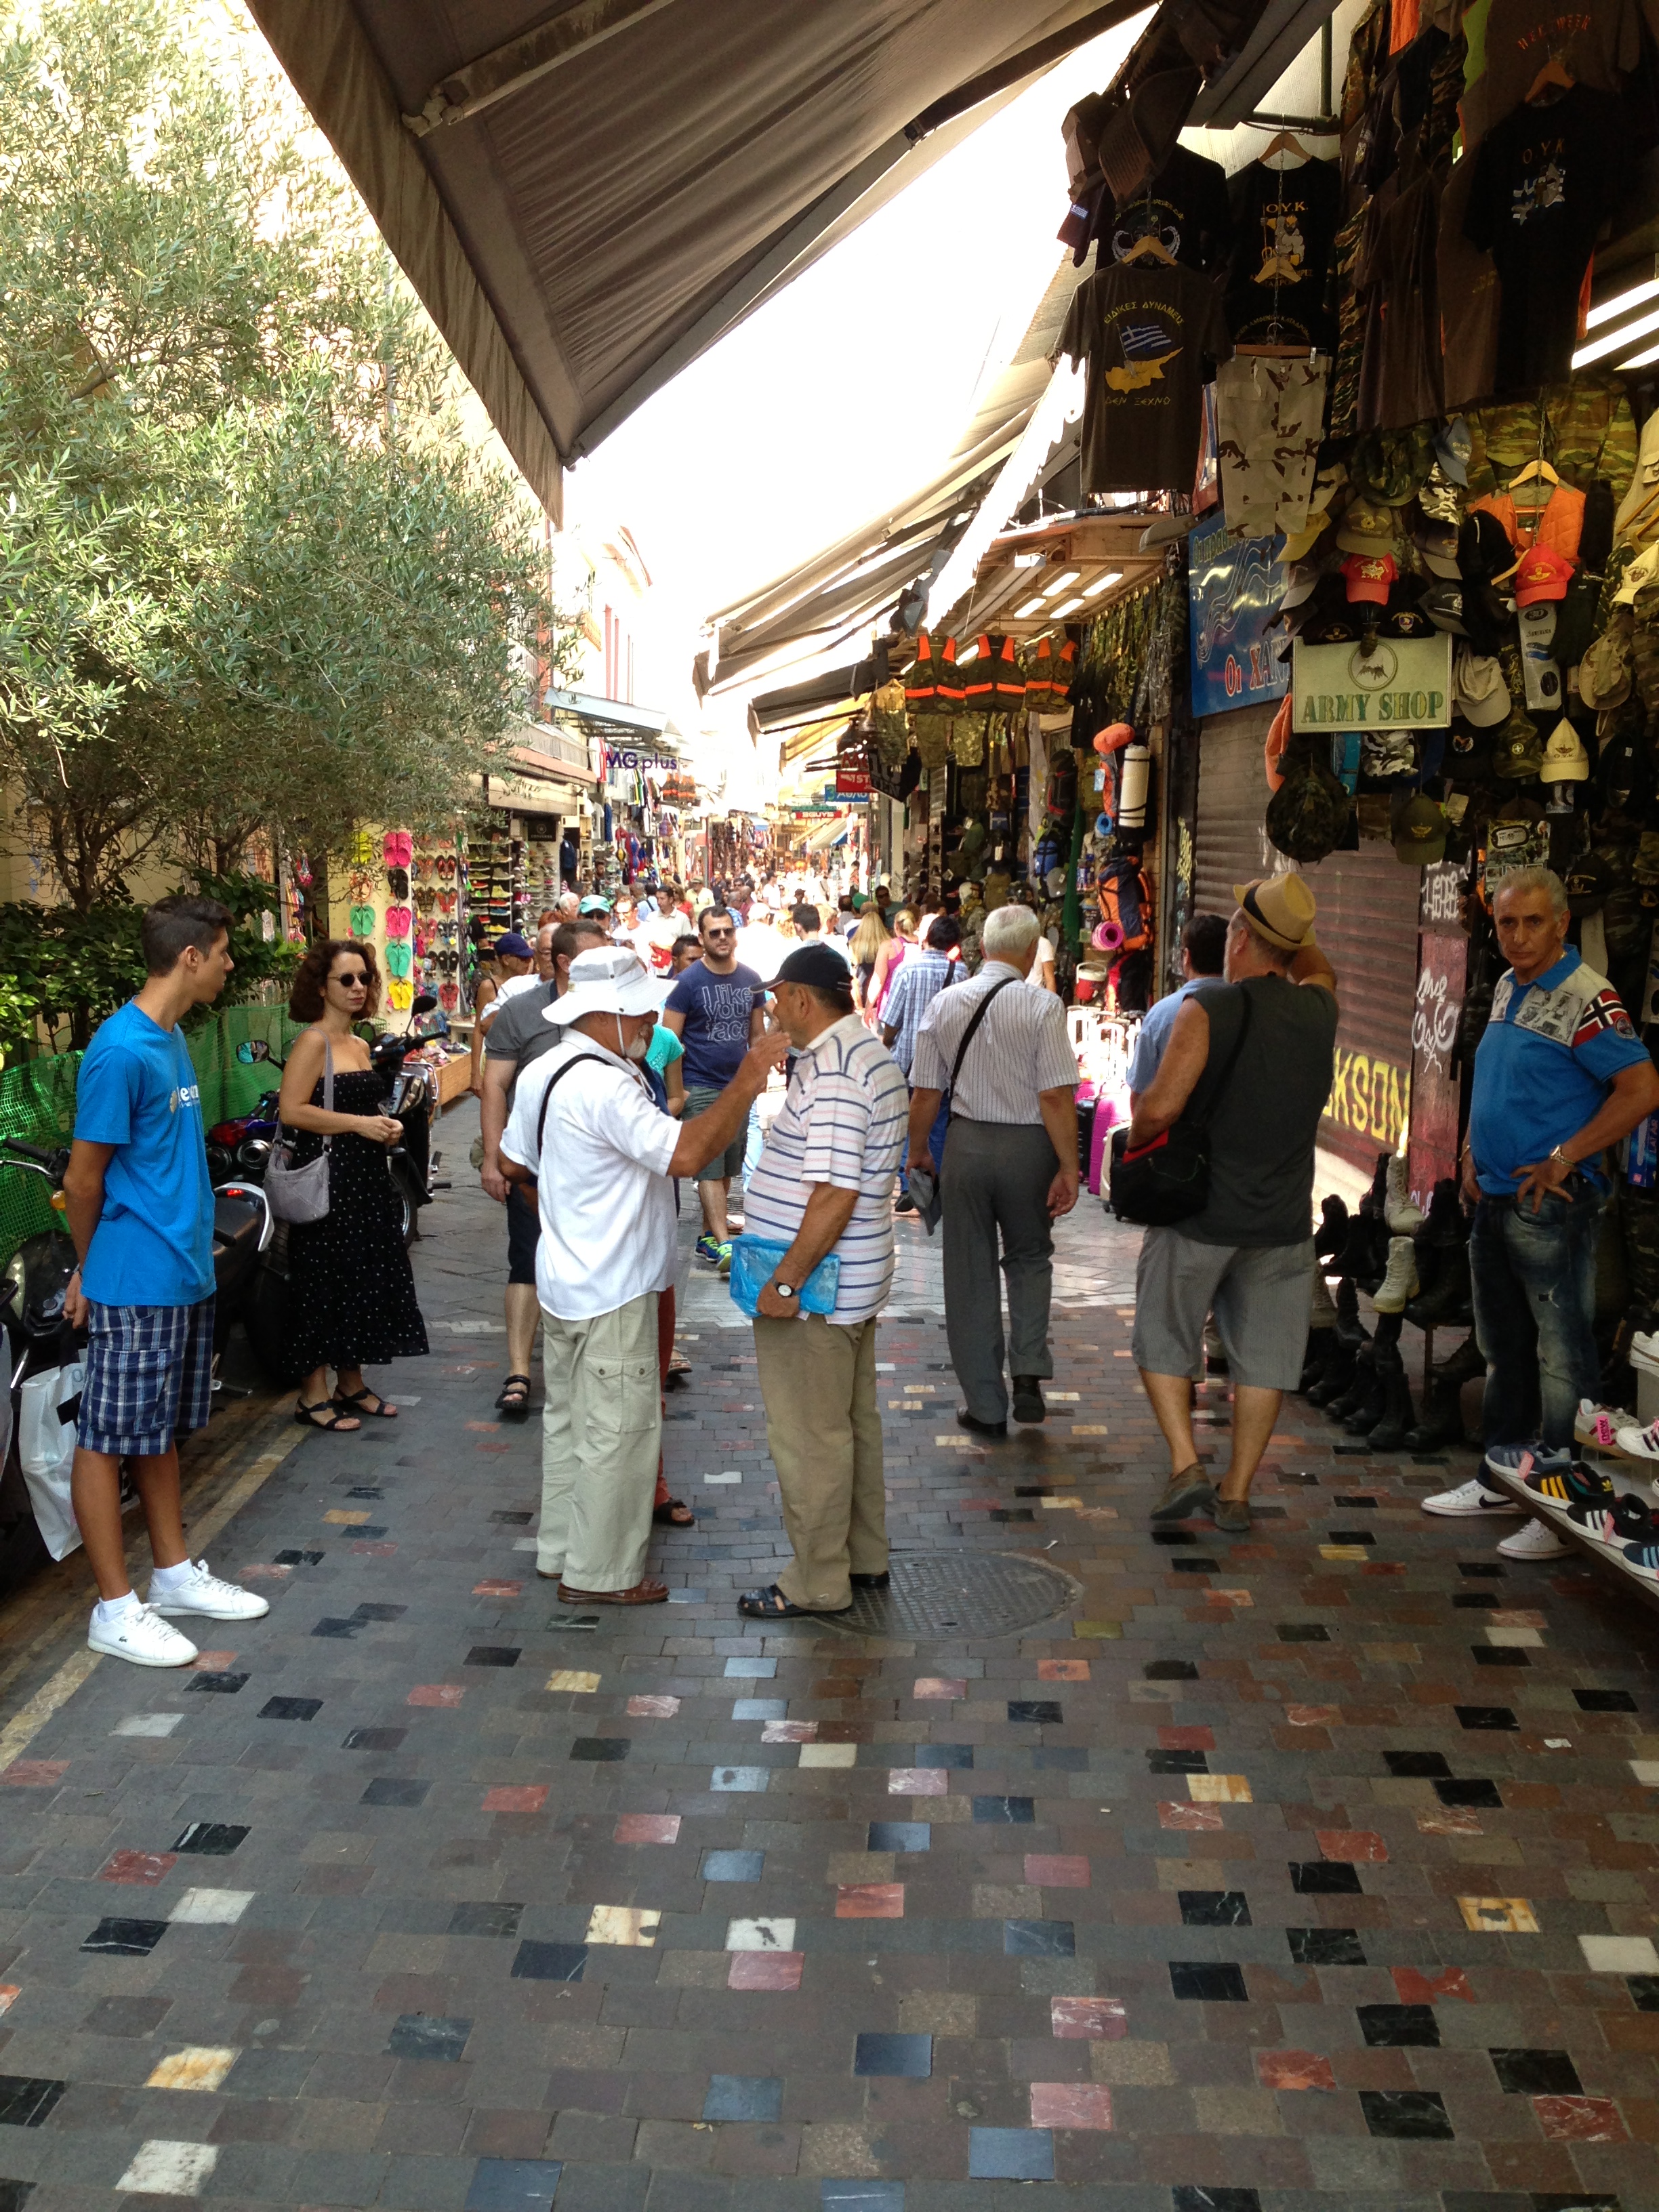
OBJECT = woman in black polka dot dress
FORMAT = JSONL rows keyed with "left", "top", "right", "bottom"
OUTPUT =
{"left": 277, "top": 940, "right": 428, "bottom": 1429}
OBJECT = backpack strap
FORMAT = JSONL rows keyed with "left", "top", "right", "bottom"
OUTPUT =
{"left": 1181, "top": 985, "right": 1254, "bottom": 1135}
{"left": 533, "top": 1053, "right": 613, "bottom": 1164}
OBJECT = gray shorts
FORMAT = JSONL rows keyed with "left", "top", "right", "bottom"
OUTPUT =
{"left": 1132, "top": 1227, "right": 1315, "bottom": 1391}
{"left": 683, "top": 1084, "right": 745, "bottom": 1182}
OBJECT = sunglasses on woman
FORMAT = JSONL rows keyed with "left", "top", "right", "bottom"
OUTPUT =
{"left": 333, "top": 969, "right": 370, "bottom": 987}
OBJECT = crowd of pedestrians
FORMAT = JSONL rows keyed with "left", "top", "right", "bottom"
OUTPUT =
{"left": 56, "top": 853, "right": 1659, "bottom": 1663}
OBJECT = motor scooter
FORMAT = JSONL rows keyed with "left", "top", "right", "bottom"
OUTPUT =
{"left": 0, "top": 1137, "right": 273, "bottom": 1597}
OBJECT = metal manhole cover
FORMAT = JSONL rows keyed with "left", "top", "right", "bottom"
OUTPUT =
{"left": 817, "top": 1551, "right": 1082, "bottom": 1638}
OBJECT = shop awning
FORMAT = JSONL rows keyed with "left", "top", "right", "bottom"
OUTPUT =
{"left": 245, "top": 0, "right": 1147, "bottom": 515}
{"left": 697, "top": 253, "right": 1092, "bottom": 700}
{"left": 802, "top": 815, "right": 854, "bottom": 851}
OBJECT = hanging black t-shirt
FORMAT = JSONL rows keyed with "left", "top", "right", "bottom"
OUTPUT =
{"left": 1222, "top": 157, "right": 1343, "bottom": 350}
{"left": 1054, "top": 260, "right": 1234, "bottom": 495}
{"left": 1106, "top": 146, "right": 1233, "bottom": 273}
{"left": 1463, "top": 84, "right": 1633, "bottom": 389}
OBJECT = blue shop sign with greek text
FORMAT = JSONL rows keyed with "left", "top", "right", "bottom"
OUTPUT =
{"left": 1187, "top": 513, "right": 1289, "bottom": 720}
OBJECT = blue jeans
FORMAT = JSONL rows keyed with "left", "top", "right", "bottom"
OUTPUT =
{"left": 1469, "top": 1185, "right": 1603, "bottom": 1452}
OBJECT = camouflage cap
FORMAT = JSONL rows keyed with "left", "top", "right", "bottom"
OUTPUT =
{"left": 1265, "top": 754, "right": 1352, "bottom": 865}
{"left": 1351, "top": 423, "right": 1435, "bottom": 508}
{"left": 1491, "top": 714, "right": 1545, "bottom": 780}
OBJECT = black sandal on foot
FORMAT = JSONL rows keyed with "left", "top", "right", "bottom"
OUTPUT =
{"left": 737, "top": 1584, "right": 848, "bottom": 1619}
{"left": 334, "top": 1385, "right": 397, "bottom": 1419}
{"left": 295, "top": 1399, "right": 360, "bottom": 1431}
{"left": 850, "top": 1571, "right": 890, "bottom": 1589}
{"left": 494, "top": 1374, "right": 532, "bottom": 1419}
{"left": 653, "top": 1496, "right": 696, "bottom": 1528}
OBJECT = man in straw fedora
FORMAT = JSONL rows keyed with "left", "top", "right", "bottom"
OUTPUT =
{"left": 1125, "top": 873, "right": 1338, "bottom": 1533}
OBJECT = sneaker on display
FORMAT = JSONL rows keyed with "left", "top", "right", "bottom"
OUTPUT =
{"left": 1614, "top": 1417, "right": 1659, "bottom": 1462}
{"left": 1632, "top": 1328, "right": 1659, "bottom": 1364}
{"left": 87, "top": 1603, "right": 199, "bottom": 1668}
{"left": 1562, "top": 1498, "right": 1631, "bottom": 1549}
{"left": 1385, "top": 1155, "right": 1424, "bottom": 1234}
{"left": 1521, "top": 1459, "right": 1613, "bottom": 1510}
{"left": 1576, "top": 1398, "right": 1630, "bottom": 1452}
{"left": 1419, "top": 1476, "right": 1525, "bottom": 1518}
{"left": 1622, "top": 1540, "right": 1659, "bottom": 1578}
{"left": 146, "top": 1559, "right": 271, "bottom": 1621}
{"left": 1483, "top": 1439, "right": 1573, "bottom": 1482}
{"left": 1372, "top": 1236, "right": 1420, "bottom": 1315}
{"left": 1496, "top": 1516, "right": 1570, "bottom": 1560}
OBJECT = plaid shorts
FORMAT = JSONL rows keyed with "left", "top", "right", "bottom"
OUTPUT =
{"left": 78, "top": 1298, "right": 216, "bottom": 1457}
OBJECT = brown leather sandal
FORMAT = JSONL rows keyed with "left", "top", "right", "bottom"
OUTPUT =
{"left": 556, "top": 1578, "right": 669, "bottom": 1605}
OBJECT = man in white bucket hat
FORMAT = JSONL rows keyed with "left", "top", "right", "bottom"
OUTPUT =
{"left": 501, "top": 946, "right": 785, "bottom": 1602}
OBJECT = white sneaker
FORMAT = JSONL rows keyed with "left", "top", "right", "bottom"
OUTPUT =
{"left": 1385, "top": 1155, "right": 1423, "bottom": 1234}
{"left": 1577, "top": 1398, "right": 1628, "bottom": 1452}
{"left": 1419, "top": 1476, "right": 1524, "bottom": 1518}
{"left": 145, "top": 1559, "right": 270, "bottom": 1622}
{"left": 1615, "top": 1418, "right": 1659, "bottom": 1464}
{"left": 1497, "top": 1515, "right": 1570, "bottom": 1560}
{"left": 88, "top": 1603, "right": 199, "bottom": 1668}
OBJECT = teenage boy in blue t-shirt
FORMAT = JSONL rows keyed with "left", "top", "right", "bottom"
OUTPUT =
{"left": 64, "top": 896, "right": 270, "bottom": 1666}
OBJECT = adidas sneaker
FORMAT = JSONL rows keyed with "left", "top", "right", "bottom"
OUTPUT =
{"left": 1614, "top": 1416, "right": 1659, "bottom": 1463}
{"left": 1522, "top": 1458, "right": 1613, "bottom": 1510}
{"left": 1484, "top": 1439, "right": 1574, "bottom": 1483}
{"left": 1576, "top": 1398, "right": 1629, "bottom": 1452}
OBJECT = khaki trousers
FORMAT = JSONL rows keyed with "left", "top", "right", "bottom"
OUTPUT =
{"left": 753, "top": 1312, "right": 886, "bottom": 1611}
{"left": 538, "top": 1291, "right": 661, "bottom": 1591}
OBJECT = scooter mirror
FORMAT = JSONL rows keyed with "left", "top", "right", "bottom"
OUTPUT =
{"left": 235, "top": 1040, "right": 270, "bottom": 1064}
{"left": 411, "top": 992, "right": 438, "bottom": 1015}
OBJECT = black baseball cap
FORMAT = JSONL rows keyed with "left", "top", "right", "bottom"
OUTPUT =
{"left": 776, "top": 945, "right": 854, "bottom": 991}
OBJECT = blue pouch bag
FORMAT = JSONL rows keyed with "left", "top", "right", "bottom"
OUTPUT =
{"left": 728, "top": 1235, "right": 840, "bottom": 1319}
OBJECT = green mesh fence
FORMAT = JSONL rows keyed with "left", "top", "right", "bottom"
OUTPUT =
{"left": 0, "top": 1002, "right": 309, "bottom": 1271}
{"left": 0, "top": 1052, "right": 81, "bottom": 1267}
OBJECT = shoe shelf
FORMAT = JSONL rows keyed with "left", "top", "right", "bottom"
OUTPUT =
{"left": 1482, "top": 1461, "right": 1659, "bottom": 1619}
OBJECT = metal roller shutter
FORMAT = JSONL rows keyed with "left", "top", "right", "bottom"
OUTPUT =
{"left": 1193, "top": 707, "right": 1420, "bottom": 1183}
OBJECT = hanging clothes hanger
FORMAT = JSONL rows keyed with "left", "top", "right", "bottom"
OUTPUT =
{"left": 1525, "top": 52, "right": 1575, "bottom": 104}
{"left": 1120, "top": 230, "right": 1176, "bottom": 264}
{"left": 1258, "top": 127, "right": 1310, "bottom": 169}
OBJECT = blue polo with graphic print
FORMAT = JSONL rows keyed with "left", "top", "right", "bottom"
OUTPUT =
{"left": 1471, "top": 951, "right": 1649, "bottom": 1196}
{"left": 74, "top": 1001, "right": 215, "bottom": 1305}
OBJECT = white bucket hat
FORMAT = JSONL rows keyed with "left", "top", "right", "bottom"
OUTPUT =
{"left": 544, "top": 945, "right": 661, "bottom": 1027}
{"left": 1451, "top": 647, "right": 1511, "bottom": 729}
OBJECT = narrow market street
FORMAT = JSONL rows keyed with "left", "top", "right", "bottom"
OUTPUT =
{"left": 1, "top": 1109, "right": 1657, "bottom": 2210}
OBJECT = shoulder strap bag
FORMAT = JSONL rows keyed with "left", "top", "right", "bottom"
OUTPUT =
{"left": 533, "top": 1052, "right": 615, "bottom": 1162}
{"left": 1108, "top": 988, "right": 1253, "bottom": 1227}
{"left": 907, "top": 977, "right": 1017, "bottom": 1235}
{"left": 947, "top": 975, "right": 1017, "bottom": 1102}
{"left": 265, "top": 1040, "right": 335, "bottom": 1225}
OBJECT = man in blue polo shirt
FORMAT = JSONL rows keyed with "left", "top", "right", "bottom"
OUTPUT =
{"left": 1422, "top": 866, "right": 1659, "bottom": 1557}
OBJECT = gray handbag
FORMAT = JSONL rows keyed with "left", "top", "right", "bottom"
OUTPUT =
{"left": 264, "top": 1039, "right": 334, "bottom": 1225}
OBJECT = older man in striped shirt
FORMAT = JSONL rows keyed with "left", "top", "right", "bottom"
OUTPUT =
{"left": 907, "top": 904, "right": 1080, "bottom": 1435}
{"left": 739, "top": 944, "right": 909, "bottom": 1619}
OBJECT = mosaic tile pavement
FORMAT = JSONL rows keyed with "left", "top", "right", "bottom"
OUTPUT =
{"left": 0, "top": 1111, "right": 1656, "bottom": 2211}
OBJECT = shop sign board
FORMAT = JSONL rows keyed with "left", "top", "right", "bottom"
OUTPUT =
{"left": 1187, "top": 514, "right": 1290, "bottom": 720}
{"left": 1292, "top": 634, "right": 1452, "bottom": 732}
{"left": 836, "top": 745, "right": 872, "bottom": 798}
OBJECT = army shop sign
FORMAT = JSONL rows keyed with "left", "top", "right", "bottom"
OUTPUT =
{"left": 1292, "top": 634, "right": 1452, "bottom": 733}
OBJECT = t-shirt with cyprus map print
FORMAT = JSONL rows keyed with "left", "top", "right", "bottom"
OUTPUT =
{"left": 1054, "top": 260, "right": 1233, "bottom": 496}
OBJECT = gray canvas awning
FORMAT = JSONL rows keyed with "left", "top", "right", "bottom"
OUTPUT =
{"left": 246, "top": 0, "right": 1149, "bottom": 514}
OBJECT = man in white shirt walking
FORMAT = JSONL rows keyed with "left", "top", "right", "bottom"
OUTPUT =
{"left": 906, "top": 905, "right": 1080, "bottom": 1436}
{"left": 501, "top": 947, "right": 783, "bottom": 1603}
{"left": 739, "top": 945, "right": 909, "bottom": 1619}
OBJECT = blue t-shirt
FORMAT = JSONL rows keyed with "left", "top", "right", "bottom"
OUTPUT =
{"left": 664, "top": 959, "right": 762, "bottom": 1090}
{"left": 74, "top": 1002, "right": 215, "bottom": 1306}
{"left": 1470, "top": 952, "right": 1649, "bottom": 1195}
{"left": 1126, "top": 977, "right": 1206, "bottom": 1093}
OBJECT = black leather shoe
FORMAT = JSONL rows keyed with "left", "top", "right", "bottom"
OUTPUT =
{"left": 957, "top": 1408, "right": 1008, "bottom": 1438}
{"left": 1011, "top": 1376, "right": 1046, "bottom": 1423}
{"left": 850, "top": 1570, "right": 890, "bottom": 1589}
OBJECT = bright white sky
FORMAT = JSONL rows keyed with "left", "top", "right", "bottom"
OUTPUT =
{"left": 566, "top": 14, "right": 1152, "bottom": 741}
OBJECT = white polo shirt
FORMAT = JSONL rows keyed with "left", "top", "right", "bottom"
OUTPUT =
{"left": 499, "top": 1031, "right": 678, "bottom": 1322}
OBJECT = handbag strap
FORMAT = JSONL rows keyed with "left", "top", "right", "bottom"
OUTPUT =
{"left": 1181, "top": 985, "right": 1254, "bottom": 1135}
{"left": 533, "top": 1053, "right": 613, "bottom": 1160}
{"left": 949, "top": 975, "right": 1017, "bottom": 1094}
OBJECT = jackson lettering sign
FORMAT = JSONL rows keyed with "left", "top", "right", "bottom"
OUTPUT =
{"left": 1323, "top": 1047, "right": 1410, "bottom": 1149}
{"left": 1292, "top": 634, "right": 1452, "bottom": 733}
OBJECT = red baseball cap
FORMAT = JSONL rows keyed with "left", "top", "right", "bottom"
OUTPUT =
{"left": 1342, "top": 552, "right": 1397, "bottom": 606}
{"left": 1514, "top": 544, "right": 1574, "bottom": 606}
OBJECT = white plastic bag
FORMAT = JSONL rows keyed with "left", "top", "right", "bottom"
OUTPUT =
{"left": 18, "top": 1359, "right": 84, "bottom": 1560}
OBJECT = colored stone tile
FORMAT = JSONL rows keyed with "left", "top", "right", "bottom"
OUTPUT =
{"left": 703, "top": 2075, "right": 782, "bottom": 2123}
{"left": 99, "top": 1850, "right": 178, "bottom": 1886}
{"left": 1255, "top": 2050, "right": 1336, "bottom": 2091}
{"left": 483, "top": 1785, "right": 548, "bottom": 1814}
{"left": 837, "top": 1885, "right": 903, "bottom": 1919}
{"left": 1050, "top": 1996, "right": 1127, "bottom": 2040}
{"left": 144, "top": 2046, "right": 240, "bottom": 2091}
{"left": 1160, "top": 1802, "right": 1223, "bottom": 1830}
{"left": 726, "top": 1917, "right": 796, "bottom": 1951}
{"left": 869, "top": 1823, "right": 929, "bottom": 1853}
{"left": 585, "top": 1906, "right": 659, "bottom": 1946}
{"left": 408, "top": 1684, "right": 465, "bottom": 1707}
{"left": 116, "top": 2142, "right": 219, "bottom": 2194}
{"left": 763, "top": 1720, "right": 818, "bottom": 1742}
{"left": 968, "top": 2129, "right": 1053, "bottom": 2180}
{"left": 1029, "top": 2082, "right": 1112, "bottom": 2129}
{"left": 1458, "top": 1897, "right": 1539, "bottom": 1933}
{"left": 615, "top": 1814, "right": 680, "bottom": 1845}
{"left": 854, "top": 2034, "right": 931, "bottom": 2079}
{"left": 1038, "top": 1660, "right": 1090, "bottom": 1681}
{"left": 1187, "top": 1774, "right": 1252, "bottom": 1803}
{"left": 465, "top": 2158, "right": 565, "bottom": 2210}
{"left": 913, "top": 1677, "right": 966, "bottom": 1698}
{"left": 545, "top": 1670, "right": 599, "bottom": 1693}
{"left": 0, "top": 1762, "right": 67, "bottom": 1788}
{"left": 1025, "top": 1854, "right": 1090, "bottom": 1887}
{"left": 1580, "top": 1934, "right": 1659, "bottom": 1971}
{"left": 1317, "top": 1829, "right": 1387, "bottom": 1861}
{"left": 802, "top": 1742, "right": 859, "bottom": 1767}
{"left": 727, "top": 1950, "right": 803, "bottom": 1991}
{"left": 628, "top": 1694, "right": 680, "bottom": 1717}
{"left": 1391, "top": 1966, "right": 1473, "bottom": 2004}
{"left": 1532, "top": 2095, "right": 1628, "bottom": 2142}
{"left": 703, "top": 1851, "right": 765, "bottom": 1883}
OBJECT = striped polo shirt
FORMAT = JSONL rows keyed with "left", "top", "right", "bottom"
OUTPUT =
{"left": 911, "top": 960, "right": 1078, "bottom": 1122}
{"left": 745, "top": 1012, "right": 909, "bottom": 1325}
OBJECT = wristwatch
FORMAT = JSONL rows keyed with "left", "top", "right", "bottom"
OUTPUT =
{"left": 773, "top": 1281, "right": 797, "bottom": 1300}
